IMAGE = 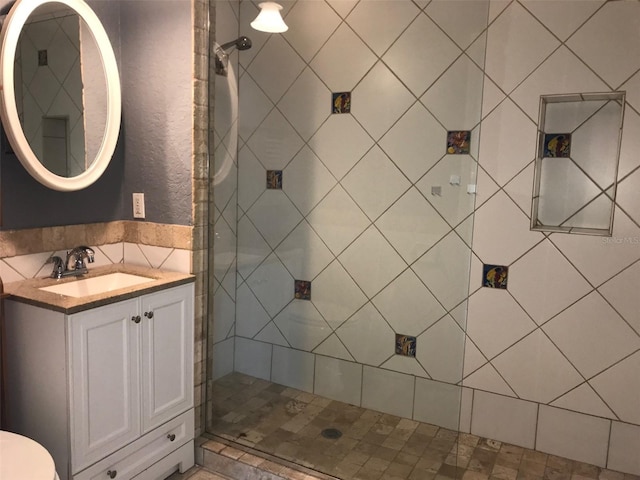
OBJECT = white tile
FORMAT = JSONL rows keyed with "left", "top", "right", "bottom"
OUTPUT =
{"left": 622, "top": 70, "right": 640, "bottom": 116}
{"left": 238, "top": 72, "right": 273, "bottom": 143}
{"left": 450, "top": 299, "right": 469, "bottom": 329}
{"left": 237, "top": 146, "right": 266, "bottom": 212}
{"left": 277, "top": 68, "right": 331, "bottom": 142}
{"left": 471, "top": 390, "right": 538, "bottom": 449}
{"left": 312, "top": 260, "right": 368, "bottom": 331}
{"left": 314, "top": 356, "right": 362, "bottom": 406}
{"left": 283, "top": 146, "right": 336, "bottom": 216}
{"left": 246, "top": 35, "right": 305, "bottom": 103}
{"left": 544, "top": 292, "right": 640, "bottom": 379}
{"left": 492, "top": 330, "right": 583, "bottom": 404}
{"left": 421, "top": 56, "right": 485, "bottom": 131}
{"left": 255, "top": 322, "right": 289, "bottom": 347}
{"left": 97, "top": 243, "right": 123, "bottom": 264}
{"left": 413, "top": 378, "right": 461, "bottom": 431}
{"left": 608, "top": 422, "right": 640, "bottom": 475}
{"left": 379, "top": 102, "right": 446, "bottom": 183}
{"left": 551, "top": 208, "right": 640, "bottom": 286}
{"left": 246, "top": 253, "right": 293, "bottom": 317}
{"left": 474, "top": 164, "right": 500, "bottom": 210}
{"left": 511, "top": 47, "right": 608, "bottom": 120}
{"left": 383, "top": 13, "right": 460, "bottom": 97}
{"left": 236, "top": 283, "right": 271, "bottom": 339}
{"left": 551, "top": 383, "right": 616, "bottom": 419}
{"left": 484, "top": 2, "right": 559, "bottom": 93}
{"left": 160, "top": 249, "right": 191, "bottom": 274}
{"left": 271, "top": 346, "right": 315, "bottom": 393}
{"left": 509, "top": 240, "right": 592, "bottom": 326}
{"left": 472, "top": 191, "right": 543, "bottom": 265}
{"left": 503, "top": 163, "right": 534, "bottom": 216}
{"left": 123, "top": 243, "right": 150, "bottom": 267}
{"left": 568, "top": 2, "right": 640, "bottom": 88}
{"left": 275, "top": 221, "right": 334, "bottom": 281}
{"left": 617, "top": 107, "right": 640, "bottom": 181}
{"left": 466, "top": 288, "right": 536, "bottom": 360}
{"left": 417, "top": 316, "right": 465, "bottom": 384}
{"left": 381, "top": 355, "right": 428, "bottom": 378}
{"left": 339, "top": 225, "right": 407, "bottom": 298}
{"left": 464, "top": 364, "right": 516, "bottom": 397}
{"left": 310, "top": 23, "right": 377, "bottom": 91}
{"left": 616, "top": 168, "right": 640, "bottom": 228}
{"left": 326, "top": 0, "right": 357, "bottom": 19}
{"left": 336, "top": 303, "right": 395, "bottom": 366}
{"left": 412, "top": 232, "right": 473, "bottom": 311}
{"left": 274, "top": 301, "right": 332, "bottom": 352}
{"left": 459, "top": 388, "right": 474, "bottom": 434}
{"left": 480, "top": 75, "right": 506, "bottom": 120}
{"left": 234, "top": 337, "right": 272, "bottom": 381}
{"left": 599, "top": 261, "right": 640, "bottom": 336}
{"left": 362, "top": 366, "right": 414, "bottom": 419}
{"left": 236, "top": 215, "right": 271, "bottom": 281}
{"left": 415, "top": 155, "right": 477, "bottom": 228}
{"left": 246, "top": 192, "right": 302, "bottom": 248}
{"left": 372, "top": 268, "right": 446, "bottom": 336}
{"left": 213, "top": 288, "right": 235, "bottom": 343}
{"left": 521, "top": 0, "right": 604, "bottom": 42}
{"left": 4, "top": 252, "right": 53, "bottom": 279}
{"left": 462, "top": 339, "right": 488, "bottom": 378}
{"left": 309, "top": 114, "right": 374, "bottom": 180}
{"left": 307, "top": 185, "right": 371, "bottom": 256}
{"left": 477, "top": 99, "right": 537, "bottom": 187}
{"left": 247, "top": 109, "right": 304, "bottom": 170}
{"left": 214, "top": 218, "right": 236, "bottom": 279}
{"left": 536, "top": 405, "right": 610, "bottom": 467}
{"left": 0, "top": 260, "right": 25, "bottom": 282}
{"left": 352, "top": 62, "right": 415, "bottom": 140}
{"left": 425, "top": 0, "right": 489, "bottom": 50}
{"left": 346, "top": 0, "right": 419, "bottom": 56}
{"left": 591, "top": 351, "right": 640, "bottom": 425}
{"left": 283, "top": 0, "right": 341, "bottom": 62}
{"left": 211, "top": 338, "right": 234, "bottom": 381}
{"left": 313, "top": 334, "right": 354, "bottom": 362}
{"left": 213, "top": 145, "right": 237, "bottom": 210}
{"left": 342, "top": 146, "right": 410, "bottom": 221}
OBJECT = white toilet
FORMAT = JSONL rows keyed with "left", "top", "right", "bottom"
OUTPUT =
{"left": 0, "top": 431, "right": 60, "bottom": 480}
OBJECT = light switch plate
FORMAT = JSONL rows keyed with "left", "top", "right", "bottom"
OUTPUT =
{"left": 133, "top": 193, "right": 145, "bottom": 218}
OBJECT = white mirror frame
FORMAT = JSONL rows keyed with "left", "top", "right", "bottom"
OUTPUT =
{"left": 0, "top": 0, "right": 121, "bottom": 191}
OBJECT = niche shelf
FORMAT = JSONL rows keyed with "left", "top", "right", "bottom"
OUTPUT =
{"left": 531, "top": 92, "right": 625, "bottom": 236}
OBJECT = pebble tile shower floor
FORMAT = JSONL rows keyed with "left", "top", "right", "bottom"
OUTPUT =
{"left": 195, "top": 372, "right": 638, "bottom": 480}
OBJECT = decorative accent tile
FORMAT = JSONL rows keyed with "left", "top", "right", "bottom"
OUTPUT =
{"left": 266, "top": 170, "right": 283, "bottom": 189}
{"left": 395, "top": 333, "right": 417, "bottom": 357}
{"left": 38, "top": 50, "right": 48, "bottom": 66}
{"left": 543, "top": 133, "right": 571, "bottom": 157}
{"left": 447, "top": 130, "right": 471, "bottom": 154}
{"left": 294, "top": 280, "right": 311, "bottom": 300}
{"left": 482, "top": 264, "right": 509, "bottom": 289}
{"left": 332, "top": 91, "right": 351, "bottom": 113}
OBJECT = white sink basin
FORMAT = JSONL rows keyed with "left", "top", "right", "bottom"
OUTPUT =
{"left": 40, "top": 272, "right": 154, "bottom": 298}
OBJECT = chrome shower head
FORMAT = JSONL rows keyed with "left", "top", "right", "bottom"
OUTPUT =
{"left": 215, "top": 36, "right": 252, "bottom": 76}
{"left": 219, "top": 36, "right": 252, "bottom": 53}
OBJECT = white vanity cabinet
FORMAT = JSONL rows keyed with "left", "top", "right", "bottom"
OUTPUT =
{"left": 5, "top": 282, "right": 195, "bottom": 480}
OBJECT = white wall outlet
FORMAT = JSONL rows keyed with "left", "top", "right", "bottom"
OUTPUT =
{"left": 133, "top": 193, "right": 145, "bottom": 218}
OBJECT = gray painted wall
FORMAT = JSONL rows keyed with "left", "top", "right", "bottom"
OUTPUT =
{"left": 0, "top": 0, "right": 193, "bottom": 230}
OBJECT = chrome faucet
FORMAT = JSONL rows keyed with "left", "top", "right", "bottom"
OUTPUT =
{"left": 48, "top": 246, "right": 95, "bottom": 279}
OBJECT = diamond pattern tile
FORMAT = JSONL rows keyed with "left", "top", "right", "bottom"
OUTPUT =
{"left": 275, "top": 220, "right": 334, "bottom": 281}
{"left": 235, "top": 283, "right": 271, "bottom": 339}
{"left": 283, "top": 146, "right": 336, "bottom": 216}
{"left": 372, "top": 268, "right": 446, "bottom": 336}
{"left": 590, "top": 351, "right": 640, "bottom": 424}
{"left": 417, "top": 316, "right": 465, "bottom": 383}
{"left": 383, "top": 13, "right": 461, "bottom": 97}
{"left": 307, "top": 185, "right": 371, "bottom": 256}
{"left": 274, "top": 301, "right": 332, "bottom": 351}
{"left": 336, "top": 303, "right": 395, "bottom": 366}
{"left": 338, "top": 225, "right": 407, "bottom": 298}
{"left": 352, "top": 62, "right": 415, "bottom": 140}
{"left": 247, "top": 109, "right": 304, "bottom": 170}
{"left": 484, "top": 2, "right": 559, "bottom": 93}
{"left": 599, "top": 261, "right": 640, "bottom": 336}
{"left": 551, "top": 383, "right": 616, "bottom": 419}
{"left": 379, "top": 102, "right": 446, "bottom": 183}
{"left": 568, "top": 2, "right": 640, "bottom": 88}
{"left": 283, "top": 0, "right": 341, "bottom": 62}
{"left": 493, "top": 330, "right": 583, "bottom": 404}
{"left": 376, "top": 187, "right": 451, "bottom": 264}
{"left": 509, "top": 240, "right": 592, "bottom": 325}
{"left": 425, "top": 0, "right": 489, "bottom": 50}
{"left": 246, "top": 253, "right": 294, "bottom": 317}
{"left": 520, "top": 0, "right": 604, "bottom": 42}
{"left": 236, "top": 215, "right": 271, "bottom": 281}
{"left": 238, "top": 72, "right": 273, "bottom": 143}
{"left": 341, "top": 146, "right": 410, "bottom": 221}
{"left": 310, "top": 23, "right": 377, "bottom": 91}
{"left": 246, "top": 192, "right": 302, "bottom": 248}
{"left": 346, "top": 0, "right": 419, "bottom": 56}
{"left": 543, "top": 292, "right": 640, "bottom": 378}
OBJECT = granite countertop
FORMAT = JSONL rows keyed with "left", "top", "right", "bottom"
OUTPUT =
{"left": 4, "top": 264, "right": 195, "bottom": 314}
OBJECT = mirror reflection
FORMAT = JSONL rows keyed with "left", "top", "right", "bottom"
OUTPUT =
{"left": 14, "top": 3, "right": 107, "bottom": 178}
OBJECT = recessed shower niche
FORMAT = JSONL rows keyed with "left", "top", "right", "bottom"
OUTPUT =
{"left": 531, "top": 92, "right": 625, "bottom": 236}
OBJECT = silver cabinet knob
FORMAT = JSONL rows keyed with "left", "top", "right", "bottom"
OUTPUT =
{"left": 107, "top": 470, "right": 117, "bottom": 479}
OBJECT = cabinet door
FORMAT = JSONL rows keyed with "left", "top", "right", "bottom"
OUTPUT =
{"left": 69, "top": 299, "right": 141, "bottom": 473}
{"left": 140, "top": 284, "right": 194, "bottom": 432}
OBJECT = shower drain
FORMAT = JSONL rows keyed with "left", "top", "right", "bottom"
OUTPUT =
{"left": 321, "top": 428, "right": 342, "bottom": 439}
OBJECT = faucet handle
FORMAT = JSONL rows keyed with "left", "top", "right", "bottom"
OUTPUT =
{"left": 47, "top": 256, "right": 64, "bottom": 279}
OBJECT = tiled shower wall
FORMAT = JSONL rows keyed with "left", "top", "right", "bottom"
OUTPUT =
{"left": 210, "top": 0, "right": 640, "bottom": 475}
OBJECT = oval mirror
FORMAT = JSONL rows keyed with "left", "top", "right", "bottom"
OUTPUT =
{"left": 0, "top": 0, "right": 121, "bottom": 191}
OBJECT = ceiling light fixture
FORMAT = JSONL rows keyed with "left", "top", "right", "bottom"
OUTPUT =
{"left": 250, "top": 2, "right": 288, "bottom": 33}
